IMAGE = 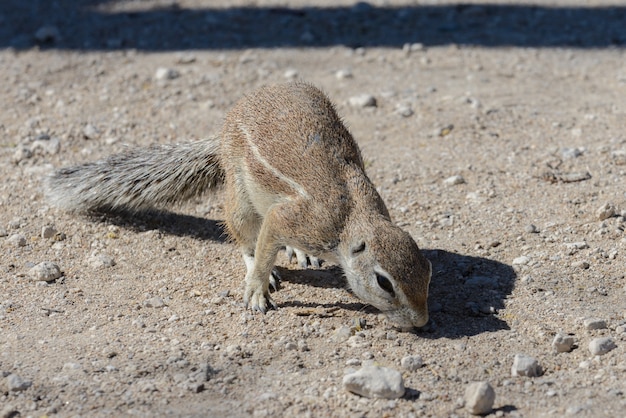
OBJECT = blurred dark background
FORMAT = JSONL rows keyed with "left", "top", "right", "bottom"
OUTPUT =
{"left": 1, "top": 0, "right": 625, "bottom": 50}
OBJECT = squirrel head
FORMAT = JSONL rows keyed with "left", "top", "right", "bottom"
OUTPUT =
{"left": 338, "top": 217, "right": 431, "bottom": 331}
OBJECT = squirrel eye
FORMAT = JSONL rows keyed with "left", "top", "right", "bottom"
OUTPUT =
{"left": 351, "top": 241, "right": 366, "bottom": 255}
{"left": 376, "top": 273, "right": 395, "bottom": 297}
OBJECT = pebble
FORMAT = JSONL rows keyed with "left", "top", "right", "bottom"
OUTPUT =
{"left": 155, "top": 67, "right": 180, "bottom": 80}
{"left": 88, "top": 253, "right": 116, "bottom": 269}
{"left": 144, "top": 297, "right": 166, "bottom": 308}
{"left": 83, "top": 123, "right": 100, "bottom": 139}
{"left": 596, "top": 203, "right": 616, "bottom": 221}
{"left": 29, "top": 261, "right": 62, "bottom": 282}
{"left": 331, "top": 325, "right": 352, "bottom": 343}
{"left": 525, "top": 224, "right": 539, "bottom": 233}
{"left": 1, "top": 405, "right": 19, "bottom": 418}
{"left": 7, "top": 234, "right": 27, "bottom": 247}
{"left": 464, "top": 381, "right": 496, "bottom": 415}
{"left": 12, "top": 146, "right": 33, "bottom": 163}
{"left": 444, "top": 175, "right": 465, "bottom": 186}
{"left": 335, "top": 68, "right": 353, "bottom": 79}
{"left": 6, "top": 373, "right": 32, "bottom": 392}
{"left": 348, "top": 94, "right": 377, "bottom": 108}
{"left": 41, "top": 225, "right": 57, "bottom": 239}
{"left": 283, "top": 68, "right": 299, "bottom": 79}
{"left": 343, "top": 366, "right": 405, "bottom": 399}
{"left": 395, "top": 105, "right": 414, "bottom": 117}
{"left": 512, "top": 256, "right": 530, "bottom": 266}
{"left": 400, "top": 355, "right": 424, "bottom": 371}
{"left": 588, "top": 337, "right": 616, "bottom": 356}
{"left": 561, "top": 147, "right": 583, "bottom": 159}
{"left": 0, "top": 227, "right": 7, "bottom": 237}
{"left": 552, "top": 333, "right": 575, "bottom": 353}
{"left": 511, "top": 354, "right": 541, "bottom": 377}
{"left": 583, "top": 318, "right": 607, "bottom": 330}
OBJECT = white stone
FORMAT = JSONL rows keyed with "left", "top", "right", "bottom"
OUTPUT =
{"left": 8, "top": 234, "right": 27, "bottom": 247}
{"left": 88, "top": 252, "right": 116, "bottom": 269}
{"left": 464, "top": 381, "right": 496, "bottom": 415}
{"left": 6, "top": 374, "right": 31, "bottom": 392}
{"left": 348, "top": 94, "right": 377, "bottom": 108}
{"left": 29, "top": 261, "right": 62, "bottom": 282}
{"left": 596, "top": 203, "right": 616, "bottom": 221}
{"left": 444, "top": 175, "right": 465, "bottom": 186}
{"left": 512, "top": 256, "right": 530, "bottom": 266}
{"left": 583, "top": 318, "right": 607, "bottom": 330}
{"left": 511, "top": 354, "right": 541, "bottom": 377}
{"left": 588, "top": 337, "right": 616, "bottom": 356}
{"left": 343, "top": 366, "right": 405, "bottom": 399}
{"left": 552, "top": 333, "right": 575, "bottom": 353}
{"left": 155, "top": 67, "right": 180, "bottom": 80}
{"left": 400, "top": 355, "right": 424, "bottom": 371}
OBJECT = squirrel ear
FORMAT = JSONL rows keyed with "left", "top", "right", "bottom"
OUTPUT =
{"left": 350, "top": 241, "right": 366, "bottom": 256}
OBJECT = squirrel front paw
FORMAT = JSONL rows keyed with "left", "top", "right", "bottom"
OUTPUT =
{"left": 285, "top": 246, "right": 321, "bottom": 269}
{"left": 244, "top": 279, "right": 278, "bottom": 314}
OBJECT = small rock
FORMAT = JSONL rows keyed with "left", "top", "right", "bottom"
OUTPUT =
{"left": 7, "top": 234, "right": 27, "bottom": 247}
{"left": 1, "top": 404, "right": 20, "bottom": 418}
{"left": 12, "top": 146, "right": 33, "bottom": 163}
{"left": 34, "top": 25, "right": 60, "bottom": 43}
{"left": 596, "top": 203, "right": 616, "bottom": 221}
{"left": 552, "top": 333, "right": 575, "bottom": 353}
{"left": 561, "top": 147, "right": 583, "bottom": 159}
{"left": 583, "top": 318, "right": 607, "bottom": 330}
{"left": 512, "top": 256, "right": 530, "bottom": 266}
{"left": 343, "top": 366, "right": 405, "bottom": 399}
{"left": 395, "top": 105, "right": 414, "bottom": 117}
{"left": 444, "top": 175, "right": 465, "bottom": 186}
{"left": 349, "top": 94, "right": 377, "bottom": 108}
{"left": 283, "top": 68, "right": 298, "bottom": 79}
{"left": 400, "top": 355, "right": 424, "bottom": 371}
{"left": 88, "top": 253, "right": 116, "bottom": 269}
{"left": 511, "top": 354, "right": 541, "bottom": 377}
{"left": 41, "top": 225, "right": 57, "bottom": 239}
{"left": 588, "top": 337, "right": 616, "bottom": 356}
{"left": 0, "top": 228, "right": 7, "bottom": 237}
{"left": 83, "top": 124, "right": 100, "bottom": 139}
{"left": 335, "top": 68, "right": 353, "bottom": 79}
{"left": 525, "top": 224, "right": 539, "bottom": 233}
{"left": 145, "top": 297, "right": 165, "bottom": 308}
{"left": 29, "top": 261, "right": 62, "bottom": 282}
{"left": 155, "top": 67, "right": 180, "bottom": 80}
{"left": 6, "top": 374, "right": 32, "bottom": 392}
{"left": 572, "top": 260, "right": 590, "bottom": 269}
{"left": 464, "top": 381, "right": 496, "bottom": 415}
{"left": 331, "top": 326, "right": 352, "bottom": 343}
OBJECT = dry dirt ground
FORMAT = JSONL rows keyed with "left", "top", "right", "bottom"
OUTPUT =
{"left": 1, "top": 0, "right": 626, "bottom": 417}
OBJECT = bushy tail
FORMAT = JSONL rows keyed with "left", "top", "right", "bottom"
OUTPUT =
{"left": 45, "top": 137, "right": 223, "bottom": 212}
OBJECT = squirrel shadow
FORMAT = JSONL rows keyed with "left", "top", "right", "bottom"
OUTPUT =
{"left": 276, "top": 249, "right": 516, "bottom": 339}
{"left": 86, "top": 208, "right": 227, "bottom": 243}
{"left": 89, "top": 209, "right": 516, "bottom": 338}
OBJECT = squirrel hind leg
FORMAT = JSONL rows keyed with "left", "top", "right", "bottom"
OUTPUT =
{"left": 285, "top": 246, "right": 321, "bottom": 269}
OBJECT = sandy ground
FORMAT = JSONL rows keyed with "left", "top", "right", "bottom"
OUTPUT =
{"left": 1, "top": 0, "right": 625, "bottom": 416}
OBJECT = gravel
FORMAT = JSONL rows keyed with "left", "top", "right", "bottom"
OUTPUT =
{"left": 2, "top": 1, "right": 626, "bottom": 415}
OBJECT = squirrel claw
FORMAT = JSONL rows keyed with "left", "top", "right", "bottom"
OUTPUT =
{"left": 269, "top": 269, "right": 281, "bottom": 292}
{"left": 285, "top": 246, "right": 321, "bottom": 269}
{"left": 244, "top": 283, "right": 277, "bottom": 314}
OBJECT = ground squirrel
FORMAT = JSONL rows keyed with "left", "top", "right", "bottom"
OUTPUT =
{"left": 46, "top": 82, "right": 432, "bottom": 331}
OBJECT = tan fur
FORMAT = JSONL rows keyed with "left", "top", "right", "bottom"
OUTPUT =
{"left": 46, "top": 81, "right": 431, "bottom": 330}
